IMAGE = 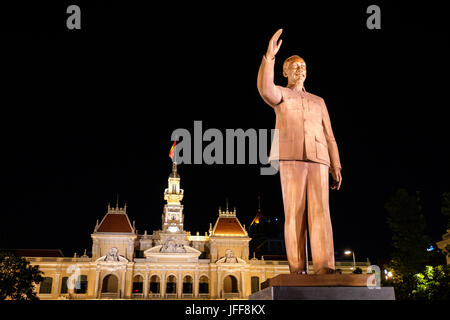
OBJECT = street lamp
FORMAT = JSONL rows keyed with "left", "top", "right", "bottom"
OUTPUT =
{"left": 384, "top": 269, "right": 393, "bottom": 280}
{"left": 344, "top": 250, "right": 356, "bottom": 270}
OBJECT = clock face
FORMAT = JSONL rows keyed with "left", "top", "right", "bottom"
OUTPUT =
{"left": 168, "top": 225, "right": 179, "bottom": 233}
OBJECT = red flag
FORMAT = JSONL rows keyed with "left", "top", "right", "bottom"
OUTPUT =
{"left": 169, "top": 140, "right": 176, "bottom": 160}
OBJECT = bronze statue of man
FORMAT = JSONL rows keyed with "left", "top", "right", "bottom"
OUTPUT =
{"left": 257, "top": 29, "right": 342, "bottom": 275}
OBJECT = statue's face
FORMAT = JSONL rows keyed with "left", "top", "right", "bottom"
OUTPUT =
{"left": 285, "top": 59, "right": 307, "bottom": 83}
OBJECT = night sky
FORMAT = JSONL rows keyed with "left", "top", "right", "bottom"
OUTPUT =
{"left": 1, "top": 2, "right": 449, "bottom": 265}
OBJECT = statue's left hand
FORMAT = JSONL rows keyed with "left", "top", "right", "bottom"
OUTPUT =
{"left": 330, "top": 168, "right": 342, "bottom": 190}
{"left": 266, "top": 29, "right": 283, "bottom": 60}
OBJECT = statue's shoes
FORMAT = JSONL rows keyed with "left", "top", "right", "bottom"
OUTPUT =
{"left": 315, "top": 268, "right": 337, "bottom": 275}
{"left": 291, "top": 270, "right": 307, "bottom": 275}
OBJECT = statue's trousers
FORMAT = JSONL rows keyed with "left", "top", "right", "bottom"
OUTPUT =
{"left": 279, "top": 160, "right": 335, "bottom": 274}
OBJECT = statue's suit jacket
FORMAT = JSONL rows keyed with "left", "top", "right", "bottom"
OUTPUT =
{"left": 257, "top": 56, "right": 342, "bottom": 169}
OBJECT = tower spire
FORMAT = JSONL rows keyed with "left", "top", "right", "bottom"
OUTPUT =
{"left": 172, "top": 161, "right": 177, "bottom": 174}
{"left": 258, "top": 195, "right": 261, "bottom": 213}
{"left": 251, "top": 195, "right": 265, "bottom": 226}
{"left": 169, "top": 161, "right": 179, "bottom": 178}
{"left": 163, "top": 162, "right": 184, "bottom": 233}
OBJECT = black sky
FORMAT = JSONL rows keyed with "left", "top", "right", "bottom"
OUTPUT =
{"left": 0, "top": 2, "right": 449, "bottom": 263}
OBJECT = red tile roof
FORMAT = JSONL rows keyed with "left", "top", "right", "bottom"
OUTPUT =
{"left": 213, "top": 217, "right": 247, "bottom": 236}
{"left": 97, "top": 213, "right": 133, "bottom": 233}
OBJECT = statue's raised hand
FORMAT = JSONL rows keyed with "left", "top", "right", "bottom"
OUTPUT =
{"left": 266, "top": 29, "right": 283, "bottom": 60}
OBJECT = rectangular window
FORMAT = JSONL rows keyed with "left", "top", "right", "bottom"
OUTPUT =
{"left": 60, "top": 277, "right": 69, "bottom": 294}
{"left": 166, "top": 283, "right": 176, "bottom": 294}
{"left": 133, "top": 282, "right": 143, "bottom": 293}
{"left": 182, "top": 282, "right": 193, "bottom": 294}
{"left": 39, "top": 277, "right": 53, "bottom": 294}
{"left": 149, "top": 282, "right": 160, "bottom": 294}
{"left": 251, "top": 277, "right": 260, "bottom": 294}
{"left": 75, "top": 275, "right": 88, "bottom": 294}
{"left": 199, "top": 282, "right": 209, "bottom": 294}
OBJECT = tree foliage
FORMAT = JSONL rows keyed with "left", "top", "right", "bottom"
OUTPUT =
{"left": 390, "top": 265, "right": 450, "bottom": 300}
{"left": 383, "top": 188, "right": 450, "bottom": 300}
{"left": 0, "top": 251, "right": 43, "bottom": 300}
{"left": 412, "top": 265, "right": 450, "bottom": 300}
{"left": 385, "top": 188, "right": 431, "bottom": 276}
{"left": 442, "top": 192, "right": 450, "bottom": 229}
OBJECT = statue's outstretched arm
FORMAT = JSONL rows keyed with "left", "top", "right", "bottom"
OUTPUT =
{"left": 257, "top": 29, "right": 283, "bottom": 107}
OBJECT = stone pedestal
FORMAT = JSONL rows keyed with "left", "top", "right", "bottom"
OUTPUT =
{"left": 249, "top": 274, "right": 395, "bottom": 300}
{"left": 261, "top": 274, "right": 372, "bottom": 289}
{"left": 249, "top": 286, "right": 395, "bottom": 300}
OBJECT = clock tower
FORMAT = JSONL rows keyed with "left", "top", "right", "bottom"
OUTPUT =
{"left": 152, "top": 161, "right": 190, "bottom": 248}
{"left": 162, "top": 162, "right": 184, "bottom": 233}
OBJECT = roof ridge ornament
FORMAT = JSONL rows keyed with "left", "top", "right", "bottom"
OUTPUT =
{"left": 219, "top": 202, "right": 237, "bottom": 217}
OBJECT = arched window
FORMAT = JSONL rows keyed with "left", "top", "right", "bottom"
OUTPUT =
{"left": 182, "top": 275, "right": 193, "bottom": 294}
{"left": 60, "top": 277, "right": 69, "bottom": 294}
{"left": 149, "top": 275, "right": 160, "bottom": 294}
{"left": 251, "top": 276, "right": 260, "bottom": 294}
{"left": 39, "top": 277, "right": 53, "bottom": 294}
{"left": 75, "top": 275, "right": 88, "bottom": 294}
{"left": 166, "top": 275, "right": 176, "bottom": 294}
{"left": 199, "top": 276, "right": 209, "bottom": 294}
{"left": 132, "top": 275, "right": 143, "bottom": 293}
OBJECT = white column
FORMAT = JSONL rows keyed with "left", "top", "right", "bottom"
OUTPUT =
{"left": 53, "top": 273, "right": 61, "bottom": 296}
{"left": 240, "top": 270, "right": 245, "bottom": 298}
{"left": 94, "top": 269, "right": 100, "bottom": 298}
{"left": 144, "top": 272, "right": 149, "bottom": 299}
{"left": 194, "top": 269, "right": 199, "bottom": 298}
{"left": 92, "top": 239, "right": 98, "bottom": 259}
{"left": 177, "top": 269, "right": 182, "bottom": 298}
{"left": 243, "top": 245, "right": 249, "bottom": 261}
{"left": 128, "top": 239, "right": 134, "bottom": 260}
{"left": 121, "top": 268, "right": 126, "bottom": 298}
{"left": 161, "top": 270, "right": 166, "bottom": 298}
{"left": 211, "top": 243, "right": 217, "bottom": 261}
{"left": 217, "top": 269, "right": 221, "bottom": 298}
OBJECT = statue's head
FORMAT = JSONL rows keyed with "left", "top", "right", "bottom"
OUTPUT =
{"left": 225, "top": 249, "right": 233, "bottom": 258}
{"left": 283, "top": 55, "right": 306, "bottom": 83}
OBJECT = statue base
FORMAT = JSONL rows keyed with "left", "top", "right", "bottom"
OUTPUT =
{"left": 249, "top": 274, "right": 395, "bottom": 300}
{"left": 261, "top": 273, "right": 373, "bottom": 289}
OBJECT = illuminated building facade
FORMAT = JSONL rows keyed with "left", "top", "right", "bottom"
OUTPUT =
{"left": 437, "top": 229, "right": 450, "bottom": 265}
{"left": 24, "top": 163, "right": 370, "bottom": 299}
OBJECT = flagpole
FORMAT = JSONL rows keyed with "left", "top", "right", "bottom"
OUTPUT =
{"left": 174, "top": 136, "right": 177, "bottom": 164}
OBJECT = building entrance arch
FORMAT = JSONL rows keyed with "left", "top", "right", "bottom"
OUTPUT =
{"left": 223, "top": 274, "right": 239, "bottom": 294}
{"left": 102, "top": 274, "right": 119, "bottom": 293}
